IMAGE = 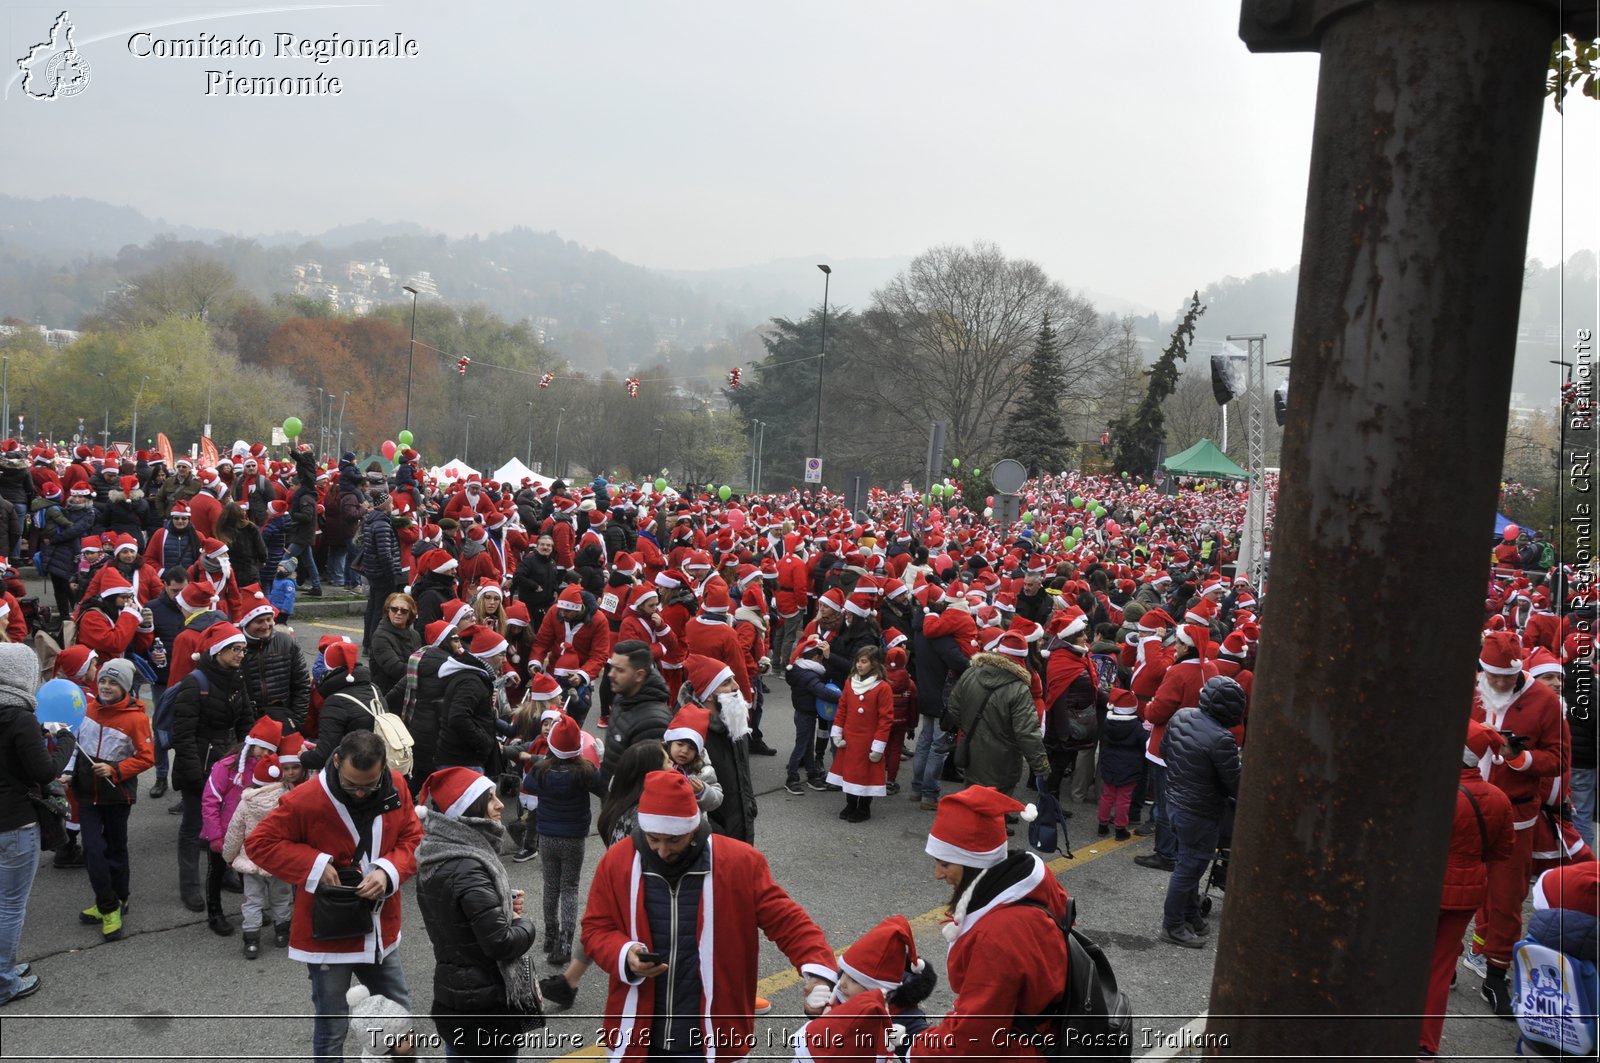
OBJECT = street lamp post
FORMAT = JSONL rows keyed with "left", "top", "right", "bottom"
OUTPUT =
{"left": 756, "top": 420, "right": 767, "bottom": 494}
{"left": 317, "top": 387, "right": 326, "bottom": 457}
{"left": 654, "top": 427, "right": 664, "bottom": 474}
{"left": 525, "top": 401, "right": 534, "bottom": 466}
{"left": 403, "top": 285, "right": 419, "bottom": 433}
{"left": 814, "top": 265, "right": 831, "bottom": 469}
{"left": 130, "top": 375, "right": 148, "bottom": 450}
{"left": 464, "top": 414, "right": 477, "bottom": 467}
{"left": 336, "top": 391, "right": 349, "bottom": 457}
{"left": 554, "top": 407, "right": 566, "bottom": 479}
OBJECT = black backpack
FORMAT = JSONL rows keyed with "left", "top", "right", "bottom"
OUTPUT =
{"left": 1012, "top": 897, "right": 1134, "bottom": 1060}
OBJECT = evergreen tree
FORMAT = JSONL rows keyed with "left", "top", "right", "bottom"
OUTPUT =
{"left": 1109, "top": 292, "right": 1206, "bottom": 476}
{"left": 1005, "top": 313, "right": 1072, "bottom": 476}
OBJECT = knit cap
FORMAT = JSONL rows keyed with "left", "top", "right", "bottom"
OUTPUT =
{"left": 0, "top": 644, "right": 37, "bottom": 709}
{"left": 346, "top": 984, "right": 413, "bottom": 1060}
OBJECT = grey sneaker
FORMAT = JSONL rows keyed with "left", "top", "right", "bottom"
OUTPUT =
{"left": 1160, "top": 925, "right": 1205, "bottom": 949}
{"left": 1460, "top": 951, "right": 1488, "bottom": 979}
{"left": 784, "top": 779, "right": 805, "bottom": 796}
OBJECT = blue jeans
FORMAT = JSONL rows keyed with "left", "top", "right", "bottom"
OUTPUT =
{"left": 912, "top": 720, "right": 953, "bottom": 802}
{"left": 1572, "top": 767, "right": 1597, "bottom": 853}
{"left": 1162, "top": 809, "right": 1220, "bottom": 932}
{"left": 0, "top": 823, "right": 41, "bottom": 1003}
{"left": 325, "top": 544, "right": 351, "bottom": 588}
{"left": 150, "top": 685, "right": 170, "bottom": 781}
{"left": 786, "top": 710, "right": 820, "bottom": 781}
{"left": 286, "top": 542, "right": 321, "bottom": 590}
{"left": 1148, "top": 764, "right": 1178, "bottom": 861}
{"left": 308, "top": 950, "right": 412, "bottom": 1063}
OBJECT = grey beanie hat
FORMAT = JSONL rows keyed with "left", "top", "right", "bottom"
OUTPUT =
{"left": 0, "top": 643, "right": 38, "bottom": 710}
{"left": 97, "top": 658, "right": 137, "bottom": 696}
{"left": 347, "top": 985, "right": 413, "bottom": 1059}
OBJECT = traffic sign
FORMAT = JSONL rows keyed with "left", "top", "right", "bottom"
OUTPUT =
{"left": 990, "top": 458, "right": 1027, "bottom": 494}
{"left": 804, "top": 457, "right": 822, "bottom": 484}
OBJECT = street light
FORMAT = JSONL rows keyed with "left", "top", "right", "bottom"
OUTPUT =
{"left": 403, "top": 285, "right": 419, "bottom": 433}
{"left": 336, "top": 391, "right": 349, "bottom": 457}
{"left": 525, "top": 401, "right": 535, "bottom": 466}
{"left": 97, "top": 372, "right": 109, "bottom": 448}
{"left": 130, "top": 375, "right": 148, "bottom": 451}
{"left": 464, "top": 414, "right": 477, "bottom": 467}
{"left": 815, "top": 264, "right": 831, "bottom": 471}
{"left": 554, "top": 407, "right": 566, "bottom": 478}
{"left": 756, "top": 420, "right": 767, "bottom": 494}
{"left": 654, "top": 427, "right": 664, "bottom": 474}
{"left": 317, "top": 387, "right": 325, "bottom": 457}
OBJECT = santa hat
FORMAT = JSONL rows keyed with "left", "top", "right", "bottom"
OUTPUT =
{"left": 1525, "top": 647, "right": 1564, "bottom": 679}
{"left": 40, "top": 482, "right": 61, "bottom": 501}
{"left": 467, "top": 626, "right": 509, "bottom": 660}
{"left": 69, "top": 484, "right": 93, "bottom": 498}
{"left": 1463, "top": 719, "right": 1504, "bottom": 768}
{"left": 473, "top": 578, "right": 502, "bottom": 600}
{"left": 817, "top": 587, "right": 847, "bottom": 614}
{"left": 1107, "top": 688, "right": 1140, "bottom": 718}
{"left": 176, "top": 579, "right": 215, "bottom": 613}
{"left": 683, "top": 654, "right": 734, "bottom": 705}
{"left": 252, "top": 754, "right": 283, "bottom": 786}
{"left": 883, "top": 626, "right": 908, "bottom": 650}
{"left": 277, "top": 732, "right": 305, "bottom": 766}
{"left": 1532, "top": 862, "right": 1600, "bottom": 915}
{"left": 556, "top": 584, "right": 585, "bottom": 612}
{"left": 503, "top": 601, "right": 530, "bottom": 629}
{"left": 1564, "top": 632, "right": 1595, "bottom": 663}
{"left": 79, "top": 536, "right": 104, "bottom": 553}
{"left": 994, "top": 632, "right": 1030, "bottom": 658}
{"left": 843, "top": 591, "right": 875, "bottom": 619}
{"left": 112, "top": 533, "right": 139, "bottom": 555}
{"left": 198, "top": 622, "right": 246, "bottom": 661}
{"left": 925, "top": 785, "right": 1036, "bottom": 868}
{"left": 235, "top": 587, "right": 275, "bottom": 628}
{"left": 701, "top": 583, "right": 731, "bottom": 615}
{"left": 95, "top": 570, "right": 136, "bottom": 600}
{"left": 242, "top": 715, "right": 283, "bottom": 755}
{"left": 684, "top": 551, "right": 713, "bottom": 572}
{"left": 655, "top": 569, "right": 685, "bottom": 591}
{"left": 56, "top": 645, "right": 97, "bottom": 681}
{"left": 424, "top": 620, "right": 457, "bottom": 647}
{"left": 629, "top": 585, "right": 660, "bottom": 612}
{"left": 1219, "top": 632, "right": 1249, "bottom": 660}
{"left": 1175, "top": 624, "right": 1211, "bottom": 660}
{"left": 526, "top": 672, "right": 563, "bottom": 703}
{"left": 1184, "top": 598, "right": 1218, "bottom": 626}
{"left": 466, "top": 524, "right": 488, "bottom": 544}
{"left": 419, "top": 549, "right": 458, "bottom": 576}
{"left": 1052, "top": 607, "right": 1088, "bottom": 640}
{"left": 1479, "top": 631, "right": 1524, "bottom": 675}
{"left": 325, "top": 641, "right": 360, "bottom": 680}
{"left": 662, "top": 704, "right": 710, "bottom": 755}
{"left": 635, "top": 770, "right": 702, "bottom": 835}
{"left": 415, "top": 767, "right": 495, "bottom": 819}
{"left": 548, "top": 714, "right": 584, "bottom": 760}
{"left": 839, "top": 914, "right": 924, "bottom": 992}
{"left": 201, "top": 537, "right": 229, "bottom": 560}
{"left": 613, "top": 552, "right": 639, "bottom": 578}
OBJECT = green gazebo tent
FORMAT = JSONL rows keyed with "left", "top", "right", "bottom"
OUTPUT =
{"left": 1161, "top": 438, "right": 1248, "bottom": 481}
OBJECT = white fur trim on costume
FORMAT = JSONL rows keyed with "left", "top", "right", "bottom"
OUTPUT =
{"left": 636, "top": 811, "right": 702, "bottom": 835}
{"left": 619, "top": 940, "right": 648, "bottom": 986}
{"left": 1478, "top": 657, "right": 1522, "bottom": 676}
{"left": 443, "top": 775, "right": 496, "bottom": 819}
{"left": 838, "top": 957, "right": 900, "bottom": 993}
{"left": 662, "top": 727, "right": 705, "bottom": 753}
{"left": 924, "top": 834, "right": 1009, "bottom": 868}
{"left": 870, "top": 739, "right": 887, "bottom": 754}
{"left": 1020, "top": 803, "right": 1039, "bottom": 823}
{"left": 697, "top": 664, "right": 734, "bottom": 702}
{"left": 306, "top": 851, "right": 333, "bottom": 893}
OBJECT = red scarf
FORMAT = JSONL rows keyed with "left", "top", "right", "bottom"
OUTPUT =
{"left": 1044, "top": 642, "right": 1091, "bottom": 708}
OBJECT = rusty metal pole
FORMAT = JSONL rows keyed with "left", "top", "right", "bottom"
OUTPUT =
{"left": 1210, "top": 2, "right": 1589, "bottom": 1057}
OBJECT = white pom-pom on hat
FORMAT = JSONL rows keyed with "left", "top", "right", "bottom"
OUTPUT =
{"left": 346, "top": 984, "right": 372, "bottom": 1007}
{"left": 414, "top": 804, "right": 429, "bottom": 819}
{"left": 191, "top": 652, "right": 201, "bottom": 663}
{"left": 1020, "top": 803, "right": 1039, "bottom": 823}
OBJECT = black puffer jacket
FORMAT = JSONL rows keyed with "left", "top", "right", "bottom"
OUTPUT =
{"left": 0, "top": 698, "right": 75, "bottom": 832}
{"left": 1160, "top": 676, "right": 1244, "bottom": 821}
{"left": 302, "top": 666, "right": 385, "bottom": 773}
{"left": 370, "top": 620, "right": 423, "bottom": 698}
{"left": 412, "top": 572, "right": 458, "bottom": 629}
{"left": 912, "top": 605, "right": 969, "bottom": 718}
{"left": 169, "top": 659, "right": 253, "bottom": 791}
{"left": 435, "top": 653, "right": 500, "bottom": 773}
{"left": 414, "top": 814, "right": 537, "bottom": 1018}
{"left": 601, "top": 669, "right": 672, "bottom": 782}
{"left": 703, "top": 702, "right": 755, "bottom": 842}
{"left": 239, "top": 629, "right": 311, "bottom": 732}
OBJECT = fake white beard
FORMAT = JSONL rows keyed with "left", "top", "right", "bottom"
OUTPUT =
{"left": 717, "top": 690, "right": 751, "bottom": 741}
{"left": 1476, "top": 673, "right": 1516, "bottom": 718}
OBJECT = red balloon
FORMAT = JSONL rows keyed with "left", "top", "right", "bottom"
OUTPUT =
{"left": 381, "top": 440, "right": 397, "bottom": 461}
{"left": 986, "top": 496, "right": 995, "bottom": 507}
{"left": 1502, "top": 524, "right": 1519, "bottom": 541}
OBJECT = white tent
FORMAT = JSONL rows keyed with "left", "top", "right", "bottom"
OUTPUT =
{"left": 491, "top": 457, "right": 553, "bottom": 488}
{"left": 430, "top": 459, "right": 479, "bottom": 483}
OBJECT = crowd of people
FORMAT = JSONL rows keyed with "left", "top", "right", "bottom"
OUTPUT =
{"left": 0, "top": 436, "right": 1594, "bottom": 1062}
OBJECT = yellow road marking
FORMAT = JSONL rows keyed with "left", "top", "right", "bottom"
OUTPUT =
{"left": 308, "top": 621, "right": 363, "bottom": 634}
{"left": 558, "top": 832, "right": 1141, "bottom": 1057}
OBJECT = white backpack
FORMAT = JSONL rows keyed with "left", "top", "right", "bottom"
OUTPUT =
{"left": 333, "top": 691, "right": 415, "bottom": 778}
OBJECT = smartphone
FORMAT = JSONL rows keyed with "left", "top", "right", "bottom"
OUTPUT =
{"left": 636, "top": 950, "right": 667, "bottom": 965}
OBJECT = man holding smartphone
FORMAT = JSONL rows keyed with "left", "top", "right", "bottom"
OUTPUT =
{"left": 582, "top": 770, "right": 836, "bottom": 1060}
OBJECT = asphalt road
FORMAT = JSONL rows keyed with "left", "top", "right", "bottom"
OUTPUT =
{"left": 0, "top": 602, "right": 1518, "bottom": 1062}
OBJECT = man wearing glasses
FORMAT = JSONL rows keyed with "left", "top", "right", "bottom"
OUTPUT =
{"left": 249, "top": 730, "right": 423, "bottom": 1063}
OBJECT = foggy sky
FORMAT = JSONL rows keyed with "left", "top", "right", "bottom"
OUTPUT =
{"left": 2, "top": 0, "right": 1594, "bottom": 314}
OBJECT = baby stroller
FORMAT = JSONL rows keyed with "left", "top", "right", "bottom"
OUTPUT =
{"left": 1198, "top": 798, "right": 1236, "bottom": 917}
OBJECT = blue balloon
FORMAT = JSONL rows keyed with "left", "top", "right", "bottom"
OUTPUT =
{"left": 36, "top": 678, "right": 87, "bottom": 730}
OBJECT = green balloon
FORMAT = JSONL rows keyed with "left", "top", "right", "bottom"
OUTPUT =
{"left": 397, "top": 430, "right": 414, "bottom": 447}
{"left": 719, "top": 485, "right": 732, "bottom": 501}
{"left": 922, "top": 494, "right": 931, "bottom": 505}
{"left": 1021, "top": 511, "right": 1034, "bottom": 523}
{"left": 654, "top": 477, "right": 667, "bottom": 492}
{"left": 706, "top": 483, "right": 715, "bottom": 492}
{"left": 951, "top": 458, "right": 960, "bottom": 469}
{"left": 283, "top": 416, "right": 302, "bottom": 438}
{"left": 971, "top": 467, "right": 980, "bottom": 476}
{"left": 1139, "top": 522, "right": 1149, "bottom": 533}
{"left": 1037, "top": 532, "right": 1048, "bottom": 545}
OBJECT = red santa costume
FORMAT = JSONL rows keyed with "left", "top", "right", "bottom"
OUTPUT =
{"left": 187, "top": 472, "right": 225, "bottom": 540}
{"left": 1522, "top": 588, "right": 1561, "bottom": 655}
{"left": 617, "top": 585, "right": 679, "bottom": 668}
{"left": 684, "top": 583, "right": 753, "bottom": 702}
{"left": 909, "top": 787, "right": 1070, "bottom": 1060}
{"left": 792, "top": 988, "right": 895, "bottom": 1063}
{"left": 1467, "top": 631, "right": 1570, "bottom": 975}
{"left": 654, "top": 571, "right": 693, "bottom": 702}
{"left": 245, "top": 763, "right": 422, "bottom": 965}
{"left": 530, "top": 584, "right": 612, "bottom": 687}
{"left": 72, "top": 572, "right": 155, "bottom": 660}
{"left": 580, "top": 770, "right": 835, "bottom": 1062}
{"left": 539, "top": 497, "right": 578, "bottom": 569}
{"left": 826, "top": 668, "right": 893, "bottom": 798}
{"left": 443, "top": 477, "right": 497, "bottom": 525}
{"left": 457, "top": 524, "right": 504, "bottom": 585}
{"left": 1142, "top": 626, "right": 1218, "bottom": 769}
